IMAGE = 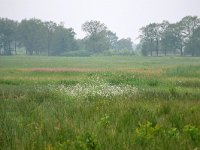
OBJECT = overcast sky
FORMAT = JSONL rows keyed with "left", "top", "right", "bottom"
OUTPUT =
{"left": 0, "top": 0, "right": 200, "bottom": 43}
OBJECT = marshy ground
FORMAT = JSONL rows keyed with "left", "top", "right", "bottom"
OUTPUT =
{"left": 0, "top": 56, "right": 200, "bottom": 150}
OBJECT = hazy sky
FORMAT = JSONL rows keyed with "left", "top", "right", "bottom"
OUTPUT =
{"left": 1, "top": 0, "right": 200, "bottom": 43}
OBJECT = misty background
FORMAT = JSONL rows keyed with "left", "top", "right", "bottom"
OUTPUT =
{"left": 1, "top": 0, "right": 200, "bottom": 42}
{"left": 0, "top": 0, "right": 200, "bottom": 56}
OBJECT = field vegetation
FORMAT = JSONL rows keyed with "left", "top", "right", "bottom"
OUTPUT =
{"left": 0, "top": 56, "right": 200, "bottom": 150}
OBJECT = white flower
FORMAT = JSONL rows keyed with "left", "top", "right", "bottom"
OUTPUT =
{"left": 46, "top": 80, "right": 137, "bottom": 98}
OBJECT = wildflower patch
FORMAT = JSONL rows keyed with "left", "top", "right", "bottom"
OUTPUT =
{"left": 48, "top": 82, "right": 137, "bottom": 98}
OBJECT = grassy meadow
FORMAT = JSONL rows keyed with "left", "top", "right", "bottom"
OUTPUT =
{"left": 0, "top": 56, "right": 200, "bottom": 150}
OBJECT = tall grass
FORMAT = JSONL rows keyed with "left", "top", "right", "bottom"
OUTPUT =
{"left": 0, "top": 56, "right": 200, "bottom": 149}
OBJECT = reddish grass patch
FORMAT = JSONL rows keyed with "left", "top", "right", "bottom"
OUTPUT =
{"left": 20, "top": 68, "right": 106, "bottom": 73}
{"left": 19, "top": 68, "right": 164, "bottom": 75}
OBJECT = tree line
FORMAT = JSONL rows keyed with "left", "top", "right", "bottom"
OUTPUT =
{"left": 139, "top": 16, "right": 200, "bottom": 56}
{"left": 0, "top": 18, "right": 133, "bottom": 56}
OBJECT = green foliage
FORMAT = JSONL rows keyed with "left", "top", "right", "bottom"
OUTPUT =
{"left": 97, "top": 48, "right": 135, "bottom": 56}
{"left": 97, "top": 114, "right": 110, "bottom": 128}
{"left": 134, "top": 121, "right": 162, "bottom": 145}
{"left": 183, "top": 125, "right": 200, "bottom": 144}
{"left": 82, "top": 132, "right": 99, "bottom": 150}
{"left": 63, "top": 50, "right": 93, "bottom": 57}
{"left": 167, "top": 127, "right": 179, "bottom": 139}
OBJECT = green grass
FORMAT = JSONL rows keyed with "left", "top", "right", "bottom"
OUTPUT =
{"left": 1, "top": 56, "right": 200, "bottom": 69}
{"left": 0, "top": 56, "right": 200, "bottom": 150}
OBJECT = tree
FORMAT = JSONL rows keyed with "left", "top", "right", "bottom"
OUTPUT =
{"left": 18, "top": 18, "right": 47, "bottom": 55}
{"left": 44, "top": 21, "right": 57, "bottom": 56}
{"left": 139, "top": 23, "right": 160, "bottom": 56}
{"left": 105, "top": 30, "right": 118, "bottom": 50}
{"left": 0, "top": 18, "right": 18, "bottom": 55}
{"left": 140, "top": 40, "right": 153, "bottom": 56}
{"left": 82, "top": 20, "right": 107, "bottom": 36}
{"left": 82, "top": 20, "right": 109, "bottom": 53}
{"left": 50, "top": 25, "right": 77, "bottom": 55}
{"left": 139, "top": 21, "right": 188, "bottom": 56}
{"left": 18, "top": 18, "right": 77, "bottom": 56}
{"left": 180, "top": 16, "right": 200, "bottom": 41}
{"left": 160, "top": 23, "right": 183, "bottom": 56}
{"left": 185, "top": 27, "right": 200, "bottom": 56}
{"left": 116, "top": 38, "right": 133, "bottom": 51}
{"left": 180, "top": 16, "right": 200, "bottom": 56}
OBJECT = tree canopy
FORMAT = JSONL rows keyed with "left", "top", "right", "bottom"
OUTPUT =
{"left": 139, "top": 16, "right": 200, "bottom": 56}
{"left": 0, "top": 18, "right": 133, "bottom": 56}
{"left": 1, "top": 16, "right": 200, "bottom": 56}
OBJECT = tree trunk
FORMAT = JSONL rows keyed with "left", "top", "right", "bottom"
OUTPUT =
{"left": 36, "top": 50, "right": 39, "bottom": 55}
{"left": 192, "top": 49, "right": 195, "bottom": 57}
{"left": 156, "top": 39, "right": 159, "bottom": 56}
{"left": 180, "top": 45, "right": 183, "bottom": 56}
{"left": 14, "top": 40, "right": 17, "bottom": 55}
{"left": 29, "top": 49, "right": 33, "bottom": 55}
{"left": 150, "top": 39, "right": 153, "bottom": 56}
{"left": 8, "top": 41, "right": 11, "bottom": 55}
